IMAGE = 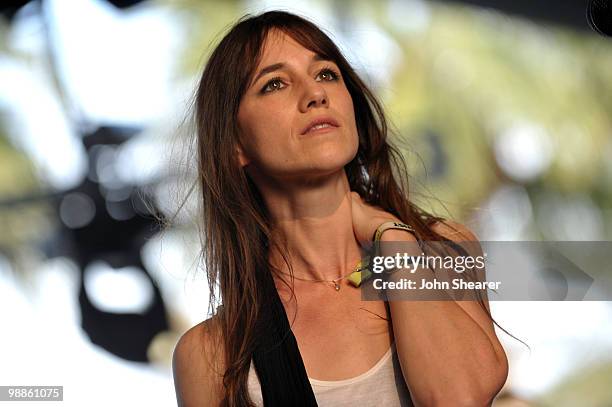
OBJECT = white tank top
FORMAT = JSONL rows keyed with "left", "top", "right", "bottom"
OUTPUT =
{"left": 247, "top": 341, "right": 414, "bottom": 406}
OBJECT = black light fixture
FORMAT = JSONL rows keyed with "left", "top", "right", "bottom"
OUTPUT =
{"left": 67, "top": 126, "right": 169, "bottom": 363}
{"left": 0, "top": 0, "right": 32, "bottom": 22}
{"left": 587, "top": 0, "right": 612, "bottom": 36}
{"left": 1, "top": 0, "right": 147, "bottom": 22}
{"left": 105, "top": 0, "right": 146, "bottom": 9}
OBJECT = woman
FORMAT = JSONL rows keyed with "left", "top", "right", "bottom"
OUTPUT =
{"left": 172, "top": 10, "right": 508, "bottom": 407}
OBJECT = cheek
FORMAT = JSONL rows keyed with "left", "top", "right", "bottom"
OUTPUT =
{"left": 338, "top": 90, "right": 358, "bottom": 141}
{"left": 237, "top": 104, "right": 292, "bottom": 161}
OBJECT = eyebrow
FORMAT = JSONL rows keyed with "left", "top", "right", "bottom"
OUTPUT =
{"left": 250, "top": 54, "right": 330, "bottom": 88}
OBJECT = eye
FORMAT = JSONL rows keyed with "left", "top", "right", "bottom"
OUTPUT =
{"left": 316, "top": 67, "right": 340, "bottom": 82}
{"left": 261, "top": 77, "right": 286, "bottom": 94}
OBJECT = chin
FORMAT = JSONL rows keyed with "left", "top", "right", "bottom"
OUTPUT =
{"left": 314, "top": 145, "right": 356, "bottom": 169}
{"left": 289, "top": 149, "right": 353, "bottom": 175}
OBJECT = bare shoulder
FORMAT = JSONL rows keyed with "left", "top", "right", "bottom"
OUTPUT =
{"left": 430, "top": 219, "right": 479, "bottom": 242}
{"left": 430, "top": 219, "right": 497, "bottom": 311}
{"left": 430, "top": 219, "right": 484, "bottom": 265}
{"left": 172, "top": 317, "right": 225, "bottom": 407}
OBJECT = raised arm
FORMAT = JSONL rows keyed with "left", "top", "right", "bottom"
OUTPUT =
{"left": 383, "top": 221, "right": 508, "bottom": 407}
{"left": 350, "top": 192, "right": 507, "bottom": 406}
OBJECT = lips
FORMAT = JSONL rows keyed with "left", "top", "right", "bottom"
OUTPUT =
{"left": 300, "top": 116, "right": 340, "bottom": 135}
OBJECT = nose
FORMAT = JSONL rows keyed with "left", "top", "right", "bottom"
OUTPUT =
{"left": 299, "top": 82, "right": 328, "bottom": 112}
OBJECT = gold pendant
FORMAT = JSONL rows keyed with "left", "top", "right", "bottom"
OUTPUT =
{"left": 334, "top": 281, "right": 340, "bottom": 291}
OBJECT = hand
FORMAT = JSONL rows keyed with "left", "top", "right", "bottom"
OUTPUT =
{"left": 350, "top": 191, "right": 401, "bottom": 247}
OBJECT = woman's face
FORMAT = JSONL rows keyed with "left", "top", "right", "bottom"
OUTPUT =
{"left": 236, "top": 29, "right": 359, "bottom": 182}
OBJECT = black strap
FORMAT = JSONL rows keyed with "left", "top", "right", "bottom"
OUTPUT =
{"left": 252, "top": 267, "right": 318, "bottom": 406}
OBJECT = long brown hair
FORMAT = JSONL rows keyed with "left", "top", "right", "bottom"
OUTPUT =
{"left": 188, "top": 10, "right": 509, "bottom": 406}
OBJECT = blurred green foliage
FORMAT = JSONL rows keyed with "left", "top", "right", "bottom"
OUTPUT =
{"left": 163, "top": 1, "right": 612, "bottom": 225}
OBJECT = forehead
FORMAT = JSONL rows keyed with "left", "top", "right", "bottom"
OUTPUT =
{"left": 257, "top": 29, "right": 317, "bottom": 66}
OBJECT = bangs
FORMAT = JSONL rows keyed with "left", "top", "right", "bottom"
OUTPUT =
{"left": 240, "top": 20, "right": 342, "bottom": 96}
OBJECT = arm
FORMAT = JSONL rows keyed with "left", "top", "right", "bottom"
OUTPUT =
{"left": 172, "top": 319, "right": 225, "bottom": 407}
{"left": 349, "top": 192, "right": 508, "bottom": 406}
{"left": 383, "top": 221, "right": 508, "bottom": 407}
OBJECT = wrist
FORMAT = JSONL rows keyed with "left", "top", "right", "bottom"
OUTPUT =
{"left": 379, "top": 228, "right": 417, "bottom": 242}
{"left": 371, "top": 220, "right": 416, "bottom": 242}
{"left": 369, "top": 217, "right": 401, "bottom": 242}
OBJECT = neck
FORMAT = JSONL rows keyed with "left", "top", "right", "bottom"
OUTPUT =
{"left": 252, "top": 168, "right": 363, "bottom": 282}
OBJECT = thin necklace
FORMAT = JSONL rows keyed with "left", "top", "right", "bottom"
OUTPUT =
{"left": 283, "top": 257, "right": 370, "bottom": 292}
